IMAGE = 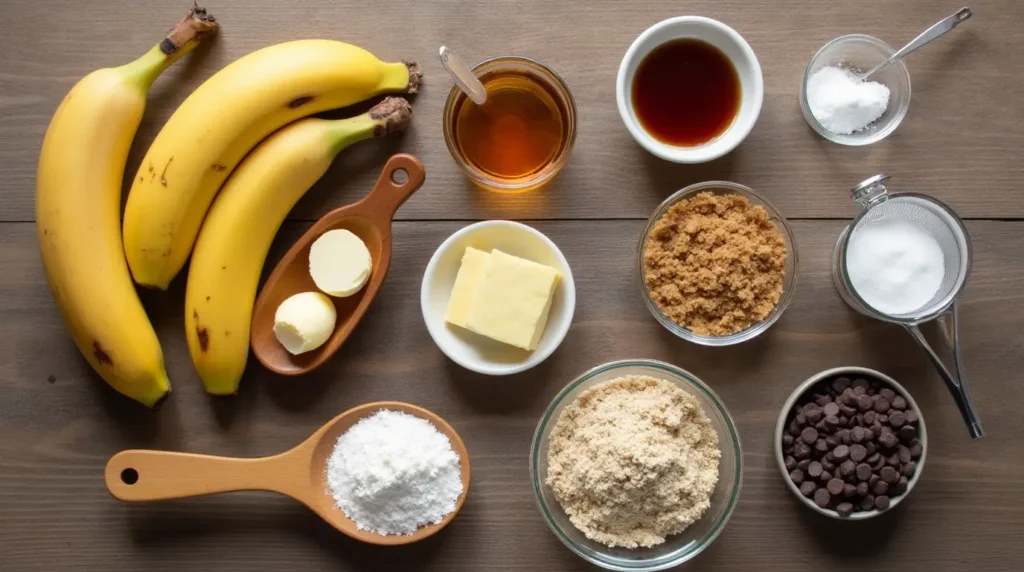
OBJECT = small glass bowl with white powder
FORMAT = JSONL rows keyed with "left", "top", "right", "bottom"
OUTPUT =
{"left": 800, "top": 34, "right": 911, "bottom": 146}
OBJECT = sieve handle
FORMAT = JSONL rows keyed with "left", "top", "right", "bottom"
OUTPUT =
{"left": 903, "top": 302, "right": 984, "bottom": 439}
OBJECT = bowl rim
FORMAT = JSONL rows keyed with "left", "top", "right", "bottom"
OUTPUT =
{"left": 637, "top": 181, "right": 799, "bottom": 346}
{"left": 419, "top": 220, "right": 576, "bottom": 376}
{"left": 616, "top": 16, "right": 764, "bottom": 164}
{"left": 529, "top": 359, "right": 743, "bottom": 571}
{"left": 799, "top": 33, "right": 912, "bottom": 146}
{"left": 773, "top": 366, "right": 929, "bottom": 520}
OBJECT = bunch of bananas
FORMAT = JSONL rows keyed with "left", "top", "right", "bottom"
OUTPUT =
{"left": 36, "top": 5, "right": 420, "bottom": 406}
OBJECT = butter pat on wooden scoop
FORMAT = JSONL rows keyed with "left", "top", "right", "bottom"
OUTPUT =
{"left": 274, "top": 292, "right": 337, "bottom": 355}
{"left": 310, "top": 229, "right": 372, "bottom": 297}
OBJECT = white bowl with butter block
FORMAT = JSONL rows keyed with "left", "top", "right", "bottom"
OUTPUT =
{"left": 421, "top": 221, "right": 576, "bottom": 375}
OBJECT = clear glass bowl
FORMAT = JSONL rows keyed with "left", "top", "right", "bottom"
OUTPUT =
{"left": 442, "top": 56, "right": 578, "bottom": 193}
{"left": 530, "top": 359, "right": 743, "bottom": 571}
{"left": 638, "top": 181, "right": 798, "bottom": 346}
{"left": 799, "top": 34, "right": 912, "bottom": 146}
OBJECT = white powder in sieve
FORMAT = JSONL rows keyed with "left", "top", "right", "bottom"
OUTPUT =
{"left": 806, "top": 65, "right": 890, "bottom": 135}
{"left": 326, "top": 410, "right": 463, "bottom": 535}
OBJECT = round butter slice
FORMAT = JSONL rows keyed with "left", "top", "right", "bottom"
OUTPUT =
{"left": 309, "top": 229, "right": 372, "bottom": 297}
{"left": 273, "top": 292, "right": 337, "bottom": 355}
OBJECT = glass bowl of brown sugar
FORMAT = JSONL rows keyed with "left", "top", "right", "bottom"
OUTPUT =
{"left": 638, "top": 181, "right": 798, "bottom": 346}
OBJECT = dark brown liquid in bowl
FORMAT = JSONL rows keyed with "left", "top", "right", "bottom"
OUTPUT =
{"left": 631, "top": 39, "right": 741, "bottom": 146}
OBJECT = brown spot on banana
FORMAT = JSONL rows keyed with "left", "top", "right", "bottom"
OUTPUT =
{"left": 92, "top": 341, "right": 113, "bottom": 365}
{"left": 211, "top": 164, "right": 227, "bottom": 172}
{"left": 193, "top": 309, "right": 209, "bottom": 352}
{"left": 160, "top": 156, "right": 173, "bottom": 187}
{"left": 288, "top": 95, "right": 314, "bottom": 109}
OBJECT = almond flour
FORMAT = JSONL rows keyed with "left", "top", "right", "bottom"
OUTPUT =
{"left": 546, "top": 375, "right": 720, "bottom": 548}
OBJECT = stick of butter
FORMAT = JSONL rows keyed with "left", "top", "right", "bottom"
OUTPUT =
{"left": 466, "top": 249, "right": 561, "bottom": 351}
{"left": 444, "top": 247, "right": 491, "bottom": 328}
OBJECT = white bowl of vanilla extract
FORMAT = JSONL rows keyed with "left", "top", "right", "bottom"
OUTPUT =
{"left": 617, "top": 16, "right": 764, "bottom": 164}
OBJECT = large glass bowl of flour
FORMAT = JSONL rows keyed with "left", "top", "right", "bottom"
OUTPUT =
{"left": 800, "top": 34, "right": 911, "bottom": 145}
{"left": 530, "top": 359, "right": 742, "bottom": 571}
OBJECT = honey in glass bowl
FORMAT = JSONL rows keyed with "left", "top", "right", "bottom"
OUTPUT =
{"left": 444, "top": 57, "right": 577, "bottom": 193}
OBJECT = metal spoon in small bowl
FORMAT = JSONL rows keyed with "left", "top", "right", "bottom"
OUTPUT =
{"left": 439, "top": 45, "right": 487, "bottom": 104}
{"left": 857, "top": 7, "right": 972, "bottom": 81}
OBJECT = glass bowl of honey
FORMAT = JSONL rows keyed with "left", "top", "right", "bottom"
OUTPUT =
{"left": 443, "top": 56, "right": 577, "bottom": 193}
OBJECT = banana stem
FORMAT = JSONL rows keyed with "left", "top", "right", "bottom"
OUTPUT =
{"left": 119, "top": 4, "right": 219, "bottom": 90}
{"left": 326, "top": 97, "right": 413, "bottom": 155}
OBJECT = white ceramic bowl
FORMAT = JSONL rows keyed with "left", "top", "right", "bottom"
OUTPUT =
{"left": 773, "top": 367, "right": 928, "bottom": 520}
{"left": 420, "top": 221, "right": 576, "bottom": 375}
{"left": 616, "top": 16, "right": 763, "bottom": 164}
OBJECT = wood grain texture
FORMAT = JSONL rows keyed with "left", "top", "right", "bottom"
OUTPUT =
{"left": 1, "top": 0, "right": 1023, "bottom": 222}
{"left": 2, "top": 220, "right": 1023, "bottom": 571}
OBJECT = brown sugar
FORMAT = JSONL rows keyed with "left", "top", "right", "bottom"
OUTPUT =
{"left": 643, "top": 191, "right": 786, "bottom": 336}
{"left": 545, "top": 375, "right": 720, "bottom": 548}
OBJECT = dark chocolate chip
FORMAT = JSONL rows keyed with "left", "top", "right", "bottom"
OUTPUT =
{"left": 873, "top": 480, "right": 889, "bottom": 496}
{"left": 806, "top": 407, "right": 823, "bottom": 424}
{"left": 892, "top": 396, "right": 907, "bottom": 410}
{"left": 856, "top": 463, "right": 872, "bottom": 481}
{"left": 857, "top": 394, "right": 874, "bottom": 411}
{"left": 794, "top": 442, "right": 811, "bottom": 458}
{"left": 822, "top": 459, "right": 836, "bottom": 473}
{"left": 843, "top": 483, "right": 857, "bottom": 498}
{"left": 865, "top": 441, "right": 877, "bottom": 456}
{"left": 853, "top": 378, "right": 871, "bottom": 391}
{"left": 823, "top": 402, "right": 840, "bottom": 417}
{"left": 815, "top": 439, "right": 829, "bottom": 453}
{"left": 880, "top": 466, "right": 900, "bottom": 484}
{"left": 784, "top": 455, "right": 796, "bottom": 471}
{"left": 808, "top": 461, "right": 823, "bottom": 478}
{"left": 798, "top": 459, "right": 811, "bottom": 471}
{"left": 860, "top": 494, "right": 876, "bottom": 510}
{"left": 874, "top": 398, "right": 891, "bottom": 413}
{"left": 815, "top": 420, "right": 827, "bottom": 432}
{"left": 880, "top": 388, "right": 896, "bottom": 402}
{"left": 901, "top": 461, "right": 917, "bottom": 477}
{"left": 814, "top": 488, "right": 832, "bottom": 508}
{"left": 849, "top": 444, "right": 867, "bottom": 462}
{"left": 824, "top": 415, "right": 840, "bottom": 430}
{"left": 905, "top": 409, "right": 919, "bottom": 424}
{"left": 864, "top": 410, "right": 876, "bottom": 424}
{"left": 782, "top": 433, "right": 794, "bottom": 447}
{"left": 871, "top": 454, "right": 886, "bottom": 471}
{"left": 833, "top": 445, "right": 850, "bottom": 460}
{"left": 820, "top": 470, "right": 833, "bottom": 482}
{"left": 825, "top": 435, "right": 838, "bottom": 448}
{"left": 875, "top": 495, "right": 890, "bottom": 510}
{"left": 879, "top": 432, "right": 898, "bottom": 449}
{"left": 853, "top": 386, "right": 867, "bottom": 397}
{"left": 889, "top": 411, "right": 907, "bottom": 428}
{"left": 800, "top": 481, "right": 817, "bottom": 497}
{"left": 827, "top": 478, "right": 845, "bottom": 496}
{"left": 796, "top": 413, "right": 807, "bottom": 426}
{"left": 898, "top": 446, "right": 911, "bottom": 464}
{"left": 801, "top": 427, "right": 819, "bottom": 444}
{"left": 856, "top": 482, "right": 869, "bottom": 496}
{"left": 909, "top": 440, "right": 923, "bottom": 460}
{"left": 893, "top": 476, "right": 908, "bottom": 494}
{"left": 869, "top": 474, "right": 880, "bottom": 489}
{"left": 840, "top": 429, "right": 852, "bottom": 445}
{"left": 840, "top": 460, "right": 856, "bottom": 477}
{"left": 833, "top": 377, "right": 852, "bottom": 393}
{"left": 840, "top": 404, "right": 857, "bottom": 417}
{"left": 790, "top": 469, "right": 804, "bottom": 484}
{"left": 816, "top": 394, "right": 833, "bottom": 407}
{"left": 899, "top": 425, "right": 917, "bottom": 442}
{"left": 836, "top": 502, "right": 854, "bottom": 517}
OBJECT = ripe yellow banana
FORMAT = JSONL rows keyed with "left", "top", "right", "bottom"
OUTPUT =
{"left": 185, "top": 98, "right": 413, "bottom": 395}
{"left": 36, "top": 8, "right": 217, "bottom": 406}
{"left": 123, "top": 40, "right": 421, "bottom": 290}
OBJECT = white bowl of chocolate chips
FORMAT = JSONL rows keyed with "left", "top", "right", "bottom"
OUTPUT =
{"left": 774, "top": 366, "right": 927, "bottom": 520}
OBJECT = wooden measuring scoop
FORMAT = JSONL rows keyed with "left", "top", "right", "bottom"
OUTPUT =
{"left": 104, "top": 401, "right": 471, "bottom": 545}
{"left": 251, "top": 154, "right": 426, "bottom": 376}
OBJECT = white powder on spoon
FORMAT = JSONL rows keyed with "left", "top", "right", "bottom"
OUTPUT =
{"left": 806, "top": 65, "right": 890, "bottom": 135}
{"left": 326, "top": 409, "right": 463, "bottom": 535}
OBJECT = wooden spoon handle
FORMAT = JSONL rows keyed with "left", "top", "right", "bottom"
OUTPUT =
{"left": 104, "top": 449, "right": 305, "bottom": 503}
{"left": 360, "top": 153, "right": 426, "bottom": 227}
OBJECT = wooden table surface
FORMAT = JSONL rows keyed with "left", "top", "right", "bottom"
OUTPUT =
{"left": 2, "top": 1, "right": 1022, "bottom": 570}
